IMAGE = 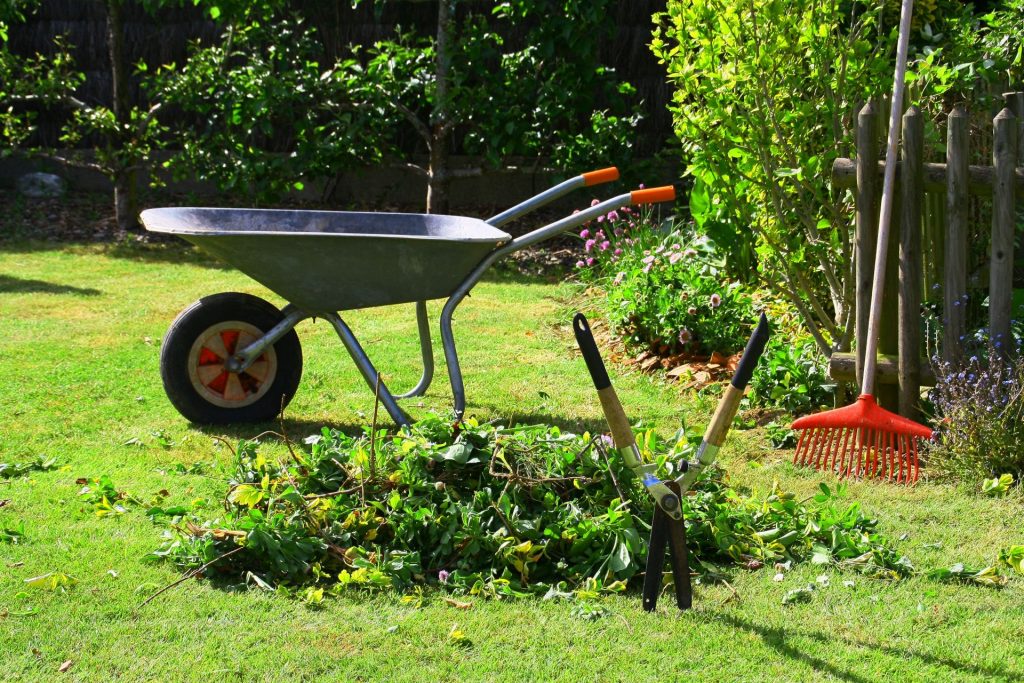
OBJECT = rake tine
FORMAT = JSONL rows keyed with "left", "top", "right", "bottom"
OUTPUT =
{"left": 867, "top": 428, "right": 881, "bottom": 478}
{"left": 793, "top": 429, "right": 808, "bottom": 466}
{"left": 897, "top": 431, "right": 906, "bottom": 484}
{"left": 890, "top": 431, "right": 899, "bottom": 483}
{"left": 913, "top": 436, "right": 921, "bottom": 483}
{"left": 819, "top": 427, "right": 838, "bottom": 474}
{"left": 833, "top": 428, "right": 851, "bottom": 475}
{"left": 812, "top": 427, "right": 829, "bottom": 470}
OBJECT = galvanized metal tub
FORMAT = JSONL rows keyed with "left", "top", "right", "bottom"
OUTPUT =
{"left": 140, "top": 207, "right": 512, "bottom": 313}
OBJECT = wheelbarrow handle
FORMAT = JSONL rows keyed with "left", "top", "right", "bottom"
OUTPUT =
{"left": 487, "top": 166, "right": 620, "bottom": 228}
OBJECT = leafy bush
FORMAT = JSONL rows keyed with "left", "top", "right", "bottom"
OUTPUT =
{"left": 150, "top": 414, "right": 920, "bottom": 598}
{"left": 926, "top": 348, "right": 1024, "bottom": 485}
{"left": 748, "top": 338, "right": 834, "bottom": 415}
{"left": 574, "top": 204, "right": 756, "bottom": 356}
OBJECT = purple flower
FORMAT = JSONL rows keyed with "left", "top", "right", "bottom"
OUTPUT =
{"left": 599, "top": 240, "right": 610, "bottom": 251}
{"left": 614, "top": 248, "right": 622, "bottom": 256}
{"left": 586, "top": 257, "right": 595, "bottom": 266}
{"left": 672, "top": 244, "right": 681, "bottom": 250}
{"left": 580, "top": 229, "right": 590, "bottom": 239}
{"left": 709, "top": 293, "right": 722, "bottom": 308}
{"left": 599, "top": 434, "right": 614, "bottom": 448}
{"left": 590, "top": 198, "right": 600, "bottom": 207}
{"left": 439, "top": 570, "right": 450, "bottom": 584}
{"left": 613, "top": 228, "right": 624, "bottom": 237}
{"left": 668, "top": 252, "right": 682, "bottom": 264}
{"left": 642, "top": 255, "right": 655, "bottom": 265}
{"left": 575, "top": 260, "right": 585, "bottom": 268}
{"left": 585, "top": 239, "right": 596, "bottom": 252}
{"left": 683, "top": 248, "right": 698, "bottom": 257}
{"left": 596, "top": 230, "right": 605, "bottom": 240}
{"left": 678, "top": 329, "right": 693, "bottom": 344}
{"left": 606, "top": 210, "right": 620, "bottom": 222}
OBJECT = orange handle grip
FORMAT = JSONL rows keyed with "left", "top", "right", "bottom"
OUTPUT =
{"left": 582, "top": 167, "right": 620, "bottom": 186}
{"left": 630, "top": 185, "right": 676, "bottom": 205}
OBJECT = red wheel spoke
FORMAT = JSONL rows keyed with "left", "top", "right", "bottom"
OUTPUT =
{"left": 221, "top": 330, "right": 240, "bottom": 355}
{"left": 205, "top": 371, "right": 229, "bottom": 394}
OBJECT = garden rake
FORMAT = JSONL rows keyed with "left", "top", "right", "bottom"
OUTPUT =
{"left": 792, "top": 0, "right": 932, "bottom": 483}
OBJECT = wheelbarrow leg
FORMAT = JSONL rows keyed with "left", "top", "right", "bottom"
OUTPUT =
{"left": 395, "top": 301, "right": 434, "bottom": 400}
{"left": 323, "top": 312, "right": 410, "bottom": 427}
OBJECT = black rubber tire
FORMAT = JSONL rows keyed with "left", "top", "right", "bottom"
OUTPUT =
{"left": 160, "top": 292, "right": 303, "bottom": 424}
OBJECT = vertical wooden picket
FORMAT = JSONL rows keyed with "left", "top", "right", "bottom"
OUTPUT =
{"left": 855, "top": 102, "right": 878, "bottom": 389}
{"left": 944, "top": 106, "right": 969, "bottom": 364}
{"left": 990, "top": 107, "right": 1018, "bottom": 355}
{"left": 898, "top": 107, "right": 923, "bottom": 421}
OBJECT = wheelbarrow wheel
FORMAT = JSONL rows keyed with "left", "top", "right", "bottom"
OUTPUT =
{"left": 160, "top": 292, "right": 303, "bottom": 424}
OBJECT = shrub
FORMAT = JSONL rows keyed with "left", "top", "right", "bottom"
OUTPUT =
{"left": 573, "top": 204, "right": 756, "bottom": 356}
{"left": 926, "top": 348, "right": 1024, "bottom": 485}
{"left": 748, "top": 338, "right": 834, "bottom": 415}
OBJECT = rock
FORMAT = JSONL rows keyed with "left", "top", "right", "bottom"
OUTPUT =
{"left": 16, "top": 172, "right": 67, "bottom": 198}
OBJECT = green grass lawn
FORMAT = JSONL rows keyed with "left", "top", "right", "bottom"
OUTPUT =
{"left": 1, "top": 240, "right": 1023, "bottom": 682}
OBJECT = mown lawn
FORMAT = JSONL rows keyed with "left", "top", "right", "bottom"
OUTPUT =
{"left": 1, "top": 240, "right": 1023, "bottom": 682}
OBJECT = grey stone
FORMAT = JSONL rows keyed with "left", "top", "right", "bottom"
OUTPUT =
{"left": 16, "top": 172, "right": 67, "bottom": 198}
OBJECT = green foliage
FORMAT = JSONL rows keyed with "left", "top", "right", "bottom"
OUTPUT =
{"left": 748, "top": 338, "right": 833, "bottom": 415}
{"left": 155, "top": 13, "right": 388, "bottom": 203}
{"left": 926, "top": 350, "right": 1024, "bottom": 485}
{"left": 575, "top": 205, "right": 757, "bottom": 356}
{"left": 78, "top": 474, "right": 140, "bottom": 516}
{"left": 149, "top": 414, "right": 931, "bottom": 600}
{"left": 0, "top": 455, "right": 57, "bottom": 479}
{"left": 1, "top": 521, "right": 26, "bottom": 544}
{"left": 982, "top": 473, "right": 1015, "bottom": 498}
{"left": 651, "top": 0, "right": 1022, "bottom": 353}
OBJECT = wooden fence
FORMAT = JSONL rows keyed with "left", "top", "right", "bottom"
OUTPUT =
{"left": 829, "top": 91, "right": 1024, "bottom": 419}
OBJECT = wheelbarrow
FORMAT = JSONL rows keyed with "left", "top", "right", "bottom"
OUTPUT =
{"left": 141, "top": 168, "right": 676, "bottom": 426}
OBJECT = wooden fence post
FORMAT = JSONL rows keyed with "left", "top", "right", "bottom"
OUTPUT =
{"left": 899, "top": 106, "right": 923, "bottom": 420}
{"left": 1005, "top": 92, "right": 1024, "bottom": 159}
{"left": 855, "top": 101, "right": 878, "bottom": 388}
{"left": 991, "top": 107, "right": 1018, "bottom": 355}
{"left": 944, "top": 106, "right": 969, "bottom": 364}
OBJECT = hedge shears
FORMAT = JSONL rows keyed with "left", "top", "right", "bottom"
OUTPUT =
{"left": 573, "top": 312, "right": 770, "bottom": 610}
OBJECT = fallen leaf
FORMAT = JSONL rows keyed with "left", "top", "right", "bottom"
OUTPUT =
{"left": 443, "top": 597, "right": 472, "bottom": 610}
{"left": 666, "top": 365, "right": 692, "bottom": 379}
{"left": 640, "top": 356, "right": 660, "bottom": 372}
{"left": 0, "top": 499, "right": 9, "bottom": 509}
{"left": 59, "top": 660, "right": 73, "bottom": 673}
{"left": 75, "top": 478, "right": 88, "bottom": 485}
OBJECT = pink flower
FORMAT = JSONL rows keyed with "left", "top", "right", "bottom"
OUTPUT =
{"left": 655, "top": 246, "right": 666, "bottom": 254}
{"left": 629, "top": 221, "right": 636, "bottom": 229}
{"left": 599, "top": 240, "right": 610, "bottom": 251}
{"left": 576, "top": 260, "right": 585, "bottom": 268}
{"left": 573, "top": 209, "right": 580, "bottom": 215}
{"left": 596, "top": 230, "right": 605, "bottom": 240}
{"left": 639, "top": 183, "right": 645, "bottom": 189}
{"left": 643, "top": 264, "right": 653, "bottom": 273}
{"left": 642, "top": 255, "right": 656, "bottom": 265}
{"left": 683, "top": 248, "right": 698, "bottom": 258}
{"left": 596, "top": 214, "right": 605, "bottom": 223}
{"left": 586, "top": 257, "right": 595, "bottom": 266}
{"left": 687, "top": 306, "right": 697, "bottom": 315}
{"left": 613, "top": 228, "right": 624, "bottom": 237}
{"left": 580, "top": 229, "right": 590, "bottom": 239}
{"left": 614, "top": 248, "right": 622, "bottom": 256}
{"left": 622, "top": 207, "right": 632, "bottom": 214}
{"left": 668, "top": 252, "right": 682, "bottom": 264}
{"left": 678, "top": 329, "right": 692, "bottom": 344}
{"left": 439, "top": 570, "right": 450, "bottom": 583}
{"left": 672, "top": 244, "right": 681, "bottom": 250}
{"left": 606, "top": 210, "right": 620, "bottom": 222}
{"left": 585, "top": 239, "right": 596, "bottom": 252}
{"left": 591, "top": 198, "right": 600, "bottom": 207}
{"left": 709, "top": 293, "right": 722, "bottom": 308}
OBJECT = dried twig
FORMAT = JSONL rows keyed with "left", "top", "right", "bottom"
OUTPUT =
{"left": 137, "top": 545, "right": 244, "bottom": 608}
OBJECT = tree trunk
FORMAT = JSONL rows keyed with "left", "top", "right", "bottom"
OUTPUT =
{"left": 107, "top": 0, "right": 139, "bottom": 233}
{"left": 426, "top": 0, "right": 453, "bottom": 214}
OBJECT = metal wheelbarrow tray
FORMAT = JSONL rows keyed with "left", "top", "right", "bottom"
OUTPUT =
{"left": 142, "top": 168, "right": 675, "bottom": 427}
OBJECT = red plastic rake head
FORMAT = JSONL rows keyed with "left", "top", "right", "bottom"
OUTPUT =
{"left": 791, "top": 394, "right": 933, "bottom": 484}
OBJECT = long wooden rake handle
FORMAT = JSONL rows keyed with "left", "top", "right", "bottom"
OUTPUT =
{"left": 862, "top": 0, "right": 915, "bottom": 396}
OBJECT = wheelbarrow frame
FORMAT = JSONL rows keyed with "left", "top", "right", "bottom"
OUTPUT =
{"left": 147, "top": 169, "right": 675, "bottom": 426}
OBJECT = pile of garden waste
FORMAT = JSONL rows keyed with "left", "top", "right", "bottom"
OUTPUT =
{"left": 148, "top": 414, "right": 1021, "bottom": 600}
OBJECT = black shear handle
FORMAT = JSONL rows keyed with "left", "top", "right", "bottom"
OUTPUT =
{"left": 573, "top": 313, "right": 611, "bottom": 391}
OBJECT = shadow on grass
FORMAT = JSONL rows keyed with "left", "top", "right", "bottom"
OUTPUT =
{"left": 712, "top": 612, "right": 1024, "bottom": 683}
{"left": 0, "top": 237, "right": 232, "bottom": 271}
{"left": 0, "top": 274, "right": 101, "bottom": 296}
